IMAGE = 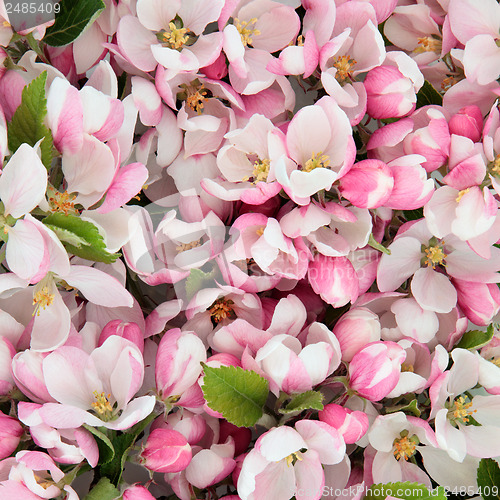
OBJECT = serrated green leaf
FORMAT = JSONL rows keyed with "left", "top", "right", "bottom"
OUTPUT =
{"left": 202, "top": 365, "right": 269, "bottom": 427}
{"left": 82, "top": 425, "right": 114, "bottom": 465}
{"left": 83, "top": 477, "right": 120, "bottom": 500}
{"left": 7, "top": 71, "right": 53, "bottom": 169}
{"left": 455, "top": 324, "right": 494, "bottom": 350}
{"left": 477, "top": 459, "right": 500, "bottom": 500}
{"left": 44, "top": 0, "right": 105, "bottom": 47}
{"left": 99, "top": 409, "right": 157, "bottom": 485}
{"left": 364, "top": 482, "right": 446, "bottom": 500}
{"left": 42, "top": 213, "right": 119, "bottom": 264}
{"left": 416, "top": 80, "right": 443, "bottom": 109}
{"left": 185, "top": 268, "right": 217, "bottom": 300}
{"left": 279, "top": 390, "right": 324, "bottom": 414}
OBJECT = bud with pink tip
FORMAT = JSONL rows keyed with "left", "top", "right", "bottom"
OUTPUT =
{"left": 98, "top": 320, "right": 144, "bottom": 353}
{"left": 333, "top": 307, "right": 381, "bottom": 362}
{"left": 318, "top": 404, "right": 369, "bottom": 444}
{"left": 448, "top": 105, "right": 483, "bottom": 142}
{"left": 139, "top": 428, "right": 192, "bottom": 473}
{"left": 0, "top": 410, "right": 23, "bottom": 459}
{"left": 348, "top": 341, "right": 406, "bottom": 401}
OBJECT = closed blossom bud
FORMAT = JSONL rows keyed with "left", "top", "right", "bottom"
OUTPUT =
{"left": 348, "top": 341, "right": 406, "bottom": 401}
{"left": 448, "top": 105, "right": 483, "bottom": 142}
{"left": 123, "top": 484, "right": 156, "bottom": 500}
{"left": 139, "top": 428, "right": 192, "bottom": 473}
{"left": 0, "top": 410, "right": 23, "bottom": 458}
{"left": 333, "top": 307, "right": 381, "bottom": 362}
{"left": 318, "top": 404, "right": 369, "bottom": 444}
{"left": 98, "top": 320, "right": 144, "bottom": 353}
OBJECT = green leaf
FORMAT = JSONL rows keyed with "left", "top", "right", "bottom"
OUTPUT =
{"left": 44, "top": 0, "right": 106, "bottom": 47}
{"left": 185, "top": 268, "right": 217, "bottom": 300}
{"left": 7, "top": 71, "right": 53, "bottom": 169}
{"left": 43, "top": 213, "right": 119, "bottom": 264}
{"left": 83, "top": 477, "right": 120, "bottom": 500}
{"left": 81, "top": 425, "right": 114, "bottom": 465}
{"left": 99, "top": 409, "right": 157, "bottom": 486}
{"left": 477, "top": 459, "right": 500, "bottom": 500}
{"left": 416, "top": 80, "right": 443, "bottom": 108}
{"left": 368, "top": 233, "right": 391, "bottom": 255}
{"left": 202, "top": 364, "right": 269, "bottom": 427}
{"left": 385, "top": 399, "right": 421, "bottom": 418}
{"left": 279, "top": 390, "right": 324, "bottom": 414}
{"left": 402, "top": 208, "right": 424, "bottom": 222}
{"left": 455, "top": 324, "right": 495, "bottom": 350}
{"left": 363, "top": 482, "right": 446, "bottom": 500}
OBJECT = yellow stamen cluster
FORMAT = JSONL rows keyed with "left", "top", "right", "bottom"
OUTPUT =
{"left": 32, "top": 286, "right": 55, "bottom": 316}
{"left": 187, "top": 87, "right": 208, "bottom": 114}
{"left": 209, "top": 298, "right": 236, "bottom": 323}
{"left": 393, "top": 435, "right": 417, "bottom": 461}
{"left": 285, "top": 451, "right": 303, "bottom": 467}
{"left": 235, "top": 17, "right": 260, "bottom": 46}
{"left": 333, "top": 55, "right": 357, "bottom": 82}
{"left": 176, "top": 239, "right": 202, "bottom": 253}
{"left": 243, "top": 158, "right": 271, "bottom": 184}
{"left": 490, "top": 356, "right": 500, "bottom": 367}
{"left": 401, "top": 363, "right": 414, "bottom": 373}
{"left": 424, "top": 243, "right": 447, "bottom": 268}
{"left": 256, "top": 226, "right": 265, "bottom": 236}
{"left": 449, "top": 396, "right": 476, "bottom": 424}
{"left": 91, "top": 391, "right": 114, "bottom": 419}
{"left": 415, "top": 36, "right": 442, "bottom": 54}
{"left": 162, "top": 22, "right": 189, "bottom": 49}
{"left": 490, "top": 155, "right": 500, "bottom": 176}
{"left": 455, "top": 188, "right": 470, "bottom": 203}
{"left": 48, "top": 189, "right": 76, "bottom": 215}
{"left": 303, "top": 152, "right": 330, "bottom": 172}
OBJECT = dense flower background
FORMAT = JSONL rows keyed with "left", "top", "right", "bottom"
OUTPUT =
{"left": 0, "top": 0, "right": 500, "bottom": 498}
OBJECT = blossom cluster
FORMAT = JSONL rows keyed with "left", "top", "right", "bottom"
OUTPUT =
{"left": 0, "top": 0, "right": 499, "bottom": 499}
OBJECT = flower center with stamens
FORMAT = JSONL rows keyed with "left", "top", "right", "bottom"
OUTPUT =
{"left": 489, "top": 155, "right": 500, "bottom": 176}
{"left": 91, "top": 391, "right": 115, "bottom": 421}
{"left": 285, "top": 451, "right": 303, "bottom": 467}
{"left": 441, "top": 76, "right": 457, "bottom": 91}
{"left": 176, "top": 239, "right": 202, "bottom": 253}
{"left": 448, "top": 396, "right": 476, "bottom": 425}
{"left": 415, "top": 36, "right": 442, "bottom": 54}
{"left": 179, "top": 80, "right": 210, "bottom": 114}
{"left": 303, "top": 152, "right": 330, "bottom": 172}
{"left": 209, "top": 298, "right": 236, "bottom": 323}
{"left": 48, "top": 188, "right": 77, "bottom": 215}
{"left": 455, "top": 188, "right": 470, "bottom": 203}
{"left": 162, "top": 22, "right": 190, "bottom": 49}
{"left": 401, "top": 363, "right": 414, "bottom": 372}
{"left": 234, "top": 17, "right": 260, "bottom": 46}
{"left": 393, "top": 433, "right": 418, "bottom": 461}
{"left": 333, "top": 55, "right": 357, "bottom": 83}
{"left": 32, "top": 286, "right": 55, "bottom": 316}
{"left": 243, "top": 158, "right": 270, "bottom": 184}
{"left": 423, "top": 241, "right": 447, "bottom": 268}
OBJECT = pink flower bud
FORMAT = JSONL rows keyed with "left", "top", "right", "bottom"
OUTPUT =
{"left": 318, "top": 404, "right": 369, "bottom": 444}
{"left": 453, "top": 279, "right": 500, "bottom": 326}
{"left": 200, "top": 52, "right": 228, "bottom": 80}
{"left": 448, "top": 105, "right": 483, "bottom": 142}
{"left": 123, "top": 484, "right": 155, "bottom": 500}
{"left": 333, "top": 307, "right": 381, "bottom": 362}
{"left": 98, "top": 320, "right": 144, "bottom": 353}
{"left": 364, "top": 65, "right": 416, "bottom": 119}
{"left": 140, "top": 428, "right": 192, "bottom": 473}
{"left": 348, "top": 341, "right": 406, "bottom": 401}
{"left": 0, "top": 410, "right": 23, "bottom": 459}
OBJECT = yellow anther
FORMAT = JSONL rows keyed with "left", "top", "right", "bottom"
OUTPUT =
{"left": 393, "top": 435, "right": 417, "bottom": 461}
{"left": 303, "top": 152, "right": 330, "bottom": 172}
{"left": 179, "top": 80, "right": 210, "bottom": 114}
{"left": 333, "top": 54, "right": 357, "bottom": 82}
{"left": 449, "top": 396, "right": 476, "bottom": 424}
{"left": 490, "top": 357, "right": 500, "bottom": 368}
{"left": 415, "top": 36, "right": 442, "bottom": 54}
{"left": 91, "top": 391, "right": 114, "bottom": 419}
{"left": 32, "top": 286, "right": 55, "bottom": 316}
{"left": 256, "top": 226, "right": 265, "bottom": 236}
{"left": 209, "top": 298, "right": 236, "bottom": 323}
{"left": 2, "top": 21, "right": 10, "bottom": 28}
{"left": 401, "top": 363, "right": 414, "bottom": 373}
{"left": 234, "top": 17, "right": 260, "bottom": 46}
{"left": 163, "top": 22, "right": 189, "bottom": 49}
{"left": 424, "top": 243, "right": 447, "bottom": 268}
{"left": 48, "top": 189, "right": 77, "bottom": 215}
{"left": 455, "top": 188, "right": 470, "bottom": 203}
{"left": 490, "top": 155, "right": 500, "bottom": 176}
{"left": 441, "top": 76, "right": 457, "bottom": 91}
{"left": 285, "top": 451, "right": 303, "bottom": 467}
{"left": 175, "top": 239, "right": 202, "bottom": 253}
{"left": 243, "top": 158, "right": 271, "bottom": 184}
